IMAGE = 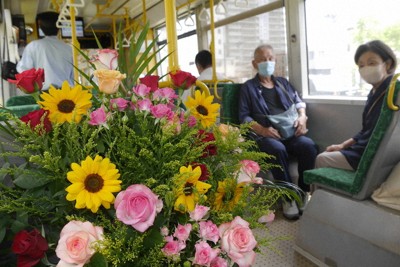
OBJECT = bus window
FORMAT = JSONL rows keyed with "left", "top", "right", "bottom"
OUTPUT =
{"left": 306, "top": 0, "right": 400, "bottom": 97}
{"left": 201, "top": 1, "right": 287, "bottom": 83}
{"left": 156, "top": 14, "right": 198, "bottom": 77}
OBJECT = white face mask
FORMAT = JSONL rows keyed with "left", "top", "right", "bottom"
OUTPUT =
{"left": 359, "top": 63, "right": 386, "bottom": 85}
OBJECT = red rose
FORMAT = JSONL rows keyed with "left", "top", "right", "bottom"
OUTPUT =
{"left": 140, "top": 75, "right": 159, "bottom": 92}
{"left": 191, "top": 162, "right": 210, "bottom": 181}
{"left": 20, "top": 109, "right": 52, "bottom": 134}
{"left": 8, "top": 68, "right": 44, "bottom": 94}
{"left": 197, "top": 130, "right": 217, "bottom": 158}
{"left": 11, "top": 229, "right": 48, "bottom": 267}
{"left": 170, "top": 70, "right": 197, "bottom": 90}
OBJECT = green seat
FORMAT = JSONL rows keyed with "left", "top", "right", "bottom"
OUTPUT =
{"left": 220, "top": 83, "right": 242, "bottom": 125}
{"left": 4, "top": 95, "right": 40, "bottom": 118}
{"left": 304, "top": 78, "right": 400, "bottom": 199}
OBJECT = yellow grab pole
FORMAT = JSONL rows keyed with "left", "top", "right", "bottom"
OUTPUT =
{"left": 70, "top": 0, "right": 79, "bottom": 84}
{"left": 164, "top": 0, "right": 180, "bottom": 74}
{"left": 209, "top": 0, "right": 217, "bottom": 81}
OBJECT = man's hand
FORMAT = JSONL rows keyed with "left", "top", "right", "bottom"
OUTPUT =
{"left": 294, "top": 114, "right": 308, "bottom": 136}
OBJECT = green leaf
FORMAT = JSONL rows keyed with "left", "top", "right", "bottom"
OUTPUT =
{"left": 13, "top": 171, "right": 50, "bottom": 189}
{"left": 87, "top": 252, "right": 108, "bottom": 267}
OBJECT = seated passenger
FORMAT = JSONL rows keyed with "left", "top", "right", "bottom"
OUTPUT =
{"left": 315, "top": 40, "right": 397, "bottom": 171}
{"left": 195, "top": 50, "right": 223, "bottom": 81}
{"left": 238, "top": 44, "right": 318, "bottom": 220}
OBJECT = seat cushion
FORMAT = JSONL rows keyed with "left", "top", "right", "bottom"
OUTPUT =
{"left": 304, "top": 168, "right": 357, "bottom": 193}
{"left": 221, "top": 83, "right": 242, "bottom": 124}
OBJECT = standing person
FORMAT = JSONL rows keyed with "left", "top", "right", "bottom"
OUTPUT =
{"left": 17, "top": 11, "right": 74, "bottom": 90}
{"left": 315, "top": 40, "right": 397, "bottom": 170}
{"left": 238, "top": 44, "right": 318, "bottom": 220}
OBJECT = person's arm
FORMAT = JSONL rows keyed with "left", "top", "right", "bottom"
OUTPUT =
{"left": 326, "top": 138, "right": 356, "bottom": 152}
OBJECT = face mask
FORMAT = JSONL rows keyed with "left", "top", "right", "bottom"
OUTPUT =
{"left": 257, "top": 61, "right": 275, "bottom": 77}
{"left": 359, "top": 63, "right": 386, "bottom": 85}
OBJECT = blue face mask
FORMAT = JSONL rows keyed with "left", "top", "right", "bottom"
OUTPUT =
{"left": 257, "top": 61, "right": 275, "bottom": 77}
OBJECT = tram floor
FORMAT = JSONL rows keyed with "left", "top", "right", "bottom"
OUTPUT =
{"left": 254, "top": 210, "right": 318, "bottom": 267}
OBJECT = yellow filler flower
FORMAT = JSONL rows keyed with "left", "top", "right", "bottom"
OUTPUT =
{"left": 66, "top": 155, "right": 122, "bottom": 213}
{"left": 174, "top": 165, "right": 211, "bottom": 213}
{"left": 38, "top": 81, "right": 92, "bottom": 124}
{"left": 185, "top": 90, "right": 220, "bottom": 128}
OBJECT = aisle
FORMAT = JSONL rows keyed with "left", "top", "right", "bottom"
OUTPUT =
{"left": 254, "top": 211, "right": 317, "bottom": 267}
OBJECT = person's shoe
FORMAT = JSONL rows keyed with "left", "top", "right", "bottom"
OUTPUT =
{"left": 298, "top": 192, "right": 311, "bottom": 215}
{"left": 282, "top": 200, "right": 300, "bottom": 220}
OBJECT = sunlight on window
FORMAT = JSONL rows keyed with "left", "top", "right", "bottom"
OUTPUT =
{"left": 306, "top": 0, "right": 400, "bottom": 97}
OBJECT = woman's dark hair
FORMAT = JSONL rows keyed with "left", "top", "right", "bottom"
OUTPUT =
{"left": 354, "top": 40, "right": 397, "bottom": 74}
{"left": 36, "top": 12, "right": 59, "bottom": 36}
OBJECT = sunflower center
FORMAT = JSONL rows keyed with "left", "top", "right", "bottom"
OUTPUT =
{"left": 196, "top": 105, "right": 208, "bottom": 116}
{"left": 84, "top": 174, "right": 104, "bottom": 193}
{"left": 58, "top": 99, "right": 76, "bottom": 113}
{"left": 222, "top": 191, "right": 233, "bottom": 202}
{"left": 183, "top": 182, "right": 194, "bottom": 196}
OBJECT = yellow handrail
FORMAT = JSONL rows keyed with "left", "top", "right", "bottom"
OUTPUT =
{"left": 387, "top": 73, "right": 400, "bottom": 111}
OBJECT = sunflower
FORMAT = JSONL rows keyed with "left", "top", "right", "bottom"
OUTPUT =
{"left": 66, "top": 155, "right": 122, "bottom": 213}
{"left": 174, "top": 165, "right": 212, "bottom": 213}
{"left": 184, "top": 90, "right": 220, "bottom": 128}
{"left": 214, "top": 179, "right": 244, "bottom": 211}
{"left": 38, "top": 81, "right": 92, "bottom": 124}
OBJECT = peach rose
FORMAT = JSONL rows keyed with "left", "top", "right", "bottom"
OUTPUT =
{"left": 218, "top": 216, "right": 257, "bottom": 267}
{"left": 55, "top": 220, "right": 103, "bottom": 267}
{"left": 93, "top": 69, "right": 126, "bottom": 94}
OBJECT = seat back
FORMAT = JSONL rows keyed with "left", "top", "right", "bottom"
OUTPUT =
{"left": 220, "top": 83, "right": 242, "bottom": 125}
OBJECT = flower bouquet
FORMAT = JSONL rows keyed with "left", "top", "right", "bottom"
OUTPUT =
{"left": 0, "top": 26, "right": 294, "bottom": 267}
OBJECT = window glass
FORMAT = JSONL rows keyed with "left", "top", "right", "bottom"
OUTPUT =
{"left": 210, "top": 4, "right": 287, "bottom": 83}
{"left": 156, "top": 14, "right": 198, "bottom": 78}
{"left": 306, "top": 0, "right": 400, "bottom": 97}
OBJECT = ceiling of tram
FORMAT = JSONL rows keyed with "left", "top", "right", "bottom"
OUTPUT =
{"left": 5, "top": 0, "right": 206, "bottom": 29}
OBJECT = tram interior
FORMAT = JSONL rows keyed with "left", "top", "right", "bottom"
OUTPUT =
{"left": 1, "top": 0, "right": 400, "bottom": 266}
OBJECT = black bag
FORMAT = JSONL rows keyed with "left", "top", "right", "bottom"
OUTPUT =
{"left": 1, "top": 61, "right": 18, "bottom": 80}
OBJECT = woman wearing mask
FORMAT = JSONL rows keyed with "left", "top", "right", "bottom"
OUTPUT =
{"left": 239, "top": 44, "right": 318, "bottom": 220}
{"left": 315, "top": 40, "right": 397, "bottom": 170}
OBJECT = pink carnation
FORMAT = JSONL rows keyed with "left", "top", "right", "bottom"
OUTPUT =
{"left": 110, "top": 97, "right": 130, "bottom": 111}
{"left": 88, "top": 106, "right": 109, "bottom": 126}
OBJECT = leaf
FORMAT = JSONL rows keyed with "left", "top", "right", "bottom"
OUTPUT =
{"left": 13, "top": 171, "right": 50, "bottom": 189}
{"left": 87, "top": 252, "right": 108, "bottom": 267}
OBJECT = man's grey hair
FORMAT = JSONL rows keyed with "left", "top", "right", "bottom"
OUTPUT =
{"left": 253, "top": 44, "right": 274, "bottom": 59}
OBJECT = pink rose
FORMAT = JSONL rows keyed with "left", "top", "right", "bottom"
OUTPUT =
{"left": 173, "top": 223, "right": 192, "bottom": 242}
{"left": 189, "top": 204, "right": 210, "bottom": 221}
{"left": 55, "top": 221, "right": 104, "bottom": 267}
{"left": 114, "top": 184, "right": 163, "bottom": 232}
{"left": 153, "top": 88, "right": 178, "bottom": 102}
{"left": 150, "top": 104, "right": 174, "bottom": 120}
{"left": 136, "top": 99, "right": 153, "bottom": 112}
{"left": 210, "top": 256, "right": 228, "bottom": 267}
{"left": 237, "top": 160, "right": 263, "bottom": 184}
{"left": 193, "top": 241, "right": 219, "bottom": 266}
{"left": 110, "top": 98, "right": 130, "bottom": 111}
{"left": 188, "top": 115, "right": 197, "bottom": 127}
{"left": 161, "top": 236, "right": 185, "bottom": 257}
{"left": 199, "top": 221, "right": 220, "bottom": 244}
{"left": 133, "top": 83, "right": 151, "bottom": 97}
{"left": 258, "top": 211, "right": 275, "bottom": 224}
{"left": 91, "top": 49, "right": 118, "bottom": 70}
{"left": 88, "top": 106, "right": 109, "bottom": 126}
{"left": 219, "top": 216, "right": 257, "bottom": 267}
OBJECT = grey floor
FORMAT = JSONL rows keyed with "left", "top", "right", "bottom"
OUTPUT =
{"left": 253, "top": 211, "right": 317, "bottom": 267}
